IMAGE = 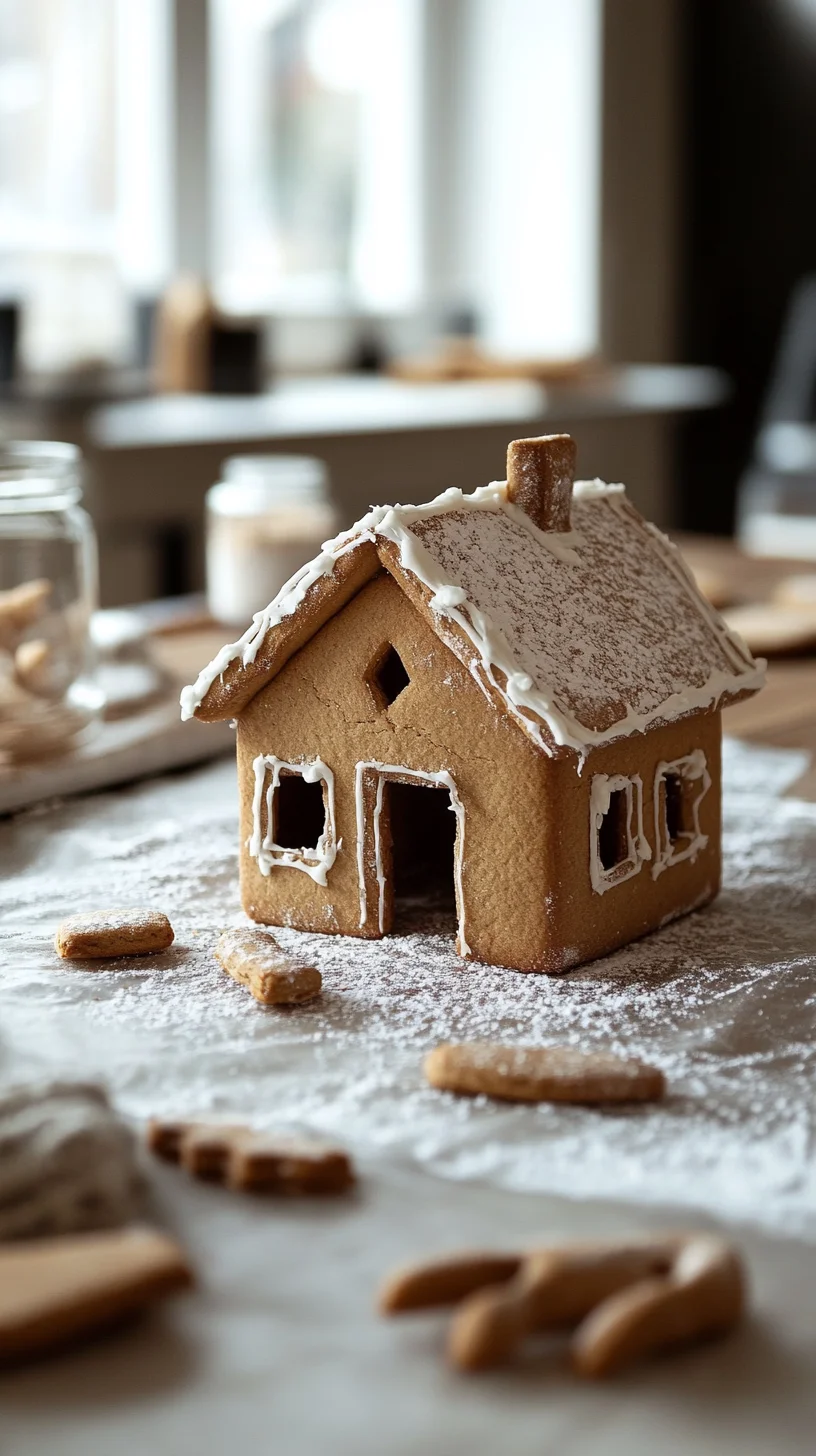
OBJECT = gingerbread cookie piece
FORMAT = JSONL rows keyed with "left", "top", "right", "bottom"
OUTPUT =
{"left": 379, "top": 1252, "right": 522, "bottom": 1314}
{"left": 424, "top": 1042, "right": 665, "bottom": 1105}
{"left": 379, "top": 1233, "right": 745, "bottom": 1378}
{"left": 55, "top": 909, "right": 174, "bottom": 961}
{"left": 215, "top": 927, "right": 321, "bottom": 1005}
{"left": 0, "top": 578, "right": 51, "bottom": 647}
{"left": 722, "top": 602, "right": 816, "bottom": 657}
{"left": 773, "top": 572, "right": 816, "bottom": 608}
{"left": 0, "top": 1225, "right": 192, "bottom": 1365}
{"left": 147, "top": 1119, "right": 355, "bottom": 1195}
{"left": 14, "top": 638, "right": 54, "bottom": 695}
{"left": 689, "top": 565, "right": 732, "bottom": 610}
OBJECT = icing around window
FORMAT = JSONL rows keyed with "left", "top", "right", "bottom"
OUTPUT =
{"left": 589, "top": 773, "right": 651, "bottom": 895}
{"left": 354, "top": 761, "right": 469, "bottom": 955}
{"left": 249, "top": 755, "right": 337, "bottom": 885}
{"left": 652, "top": 750, "right": 711, "bottom": 878}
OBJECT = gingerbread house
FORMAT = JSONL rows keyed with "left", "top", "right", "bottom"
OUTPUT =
{"left": 182, "top": 435, "right": 764, "bottom": 973}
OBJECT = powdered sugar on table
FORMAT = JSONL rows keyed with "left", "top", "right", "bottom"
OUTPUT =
{"left": 1, "top": 738, "right": 814, "bottom": 1240}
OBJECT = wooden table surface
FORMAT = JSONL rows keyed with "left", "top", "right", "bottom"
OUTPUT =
{"left": 150, "top": 535, "right": 816, "bottom": 802}
{"left": 676, "top": 536, "right": 816, "bottom": 800}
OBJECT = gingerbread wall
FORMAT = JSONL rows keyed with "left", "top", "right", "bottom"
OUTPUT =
{"left": 544, "top": 709, "right": 722, "bottom": 970}
{"left": 236, "top": 569, "right": 723, "bottom": 973}
{"left": 236, "top": 570, "right": 551, "bottom": 969}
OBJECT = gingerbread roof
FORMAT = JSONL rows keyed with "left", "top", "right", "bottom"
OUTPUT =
{"left": 181, "top": 478, "right": 764, "bottom": 756}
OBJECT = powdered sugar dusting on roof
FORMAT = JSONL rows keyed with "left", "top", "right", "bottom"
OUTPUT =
{"left": 405, "top": 492, "right": 760, "bottom": 746}
{"left": 181, "top": 478, "right": 764, "bottom": 750}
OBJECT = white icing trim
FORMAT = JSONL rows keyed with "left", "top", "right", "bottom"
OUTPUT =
{"left": 249, "top": 755, "right": 337, "bottom": 886}
{"left": 182, "top": 478, "right": 765, "bottom": 759}
{"left": 589, "top": 773, "right": 651, "bottom": 895}
{"left": 651, "top": 749, "right": 711, "bottom": 878}
{"left": 572, "top": 477, "right": 626, "bottom": 499}
{"left": 354, "top": 761, "right": 469, "bottom": 955}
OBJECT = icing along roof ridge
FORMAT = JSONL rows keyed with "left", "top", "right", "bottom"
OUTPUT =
{"left": 181, "top": 479, "right": 765, "bottom": 755}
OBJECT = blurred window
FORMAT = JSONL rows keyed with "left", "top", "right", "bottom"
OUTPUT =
{"left": 0, "top": 0, "right": 170, "bottom": 370}
{"left": 0, "top": 0, "right": 599, "bottom": 370}
{"left": 211, "top": 0, "right": 423, "bottom": 313}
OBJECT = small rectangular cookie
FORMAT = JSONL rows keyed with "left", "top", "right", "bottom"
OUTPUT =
{"left": 424, "top": 1042, "right": 665, "bottom": 1105}
{"left": 55, "top": 909, "right": 174, "bottom": 960}
{"left": 226, "top": 1132, "right": 355, "bottom": 1195}
{"left": 215, "top": 927, "right": 321, "bottom": 1005}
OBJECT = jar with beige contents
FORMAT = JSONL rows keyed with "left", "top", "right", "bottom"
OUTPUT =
{"left": 0, "top": 442, "right": 102, "bottom": 762}
{"left": 205, "top": 454, "right": 338, "bottom": 627}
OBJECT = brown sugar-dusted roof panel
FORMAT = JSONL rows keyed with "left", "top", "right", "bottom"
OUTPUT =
{"left": 182, "top": 481, "right": 764, "bottom": 751}
{"left": 403, "top": 491, "right": 757, "bottom": 741}
{"left": 188, "top": 540, "right": 381, "bottom": 722}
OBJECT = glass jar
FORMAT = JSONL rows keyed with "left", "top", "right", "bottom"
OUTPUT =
{"left": 0, "top": 441, "right": 102, "bottom": 762}
{"left": 205, "top": 454, "right": 338, "bottom": 625}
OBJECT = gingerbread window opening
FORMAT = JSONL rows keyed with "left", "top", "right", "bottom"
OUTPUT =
{"left": 598, "top": 789, "right": 629, "bottom": 871}
{"left": 589, "top": 773, "right": 650, "bottom": 895}
{"left": 370, "top": 644, "right": 410, "bottom": 709}
{"left": 664, "top": 773, "right": 689, "bottom": 845}
{"left": 273, "top": 771, "right": 326, "bottom": 851}
{"left": 652, "top": 752, "right": 710, "bottom": 878}
{"left": 249, "top": 754, "right": 338, "bottom": 885}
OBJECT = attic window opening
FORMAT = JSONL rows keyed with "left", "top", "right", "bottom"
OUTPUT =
{"left": 598, "top": 789, "right": 629, "bottom": 871}
{"left": 274, "top": 772, "right": 326, "bottom": 851}
{"left": 371, "top": 644, "right": 410, "bottom": 709}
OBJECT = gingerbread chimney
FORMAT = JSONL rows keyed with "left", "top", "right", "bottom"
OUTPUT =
{"left": 506, "top": 434, "right": 576, "bottom": 533}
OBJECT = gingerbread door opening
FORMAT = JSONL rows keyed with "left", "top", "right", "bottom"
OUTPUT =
{"left": 387, "top": 780, "right": 457, "bottom": 931}
{"left": 355, "top": 763, "right": 467, "bottom": 950}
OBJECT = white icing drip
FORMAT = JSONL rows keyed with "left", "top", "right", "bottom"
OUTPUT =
{"left": 652, "top": 749, "right": 711, "bottom": 879}
{"left": 249, "top": 755, "right": 337, "bottom": 886}
{"left": 182, "top": 479, "right": 765, "bottom": 758}
{"left": 354, "top": 762, "right": 469, "bottom": 955}
{"left": 430, "top": 584, "right": 467, "bottom": 610}
{"left": 589, "top": 773, "right": 651, "bottom": 896}
{"left": 179, "top": 527, "right": 382, "bottom": 720}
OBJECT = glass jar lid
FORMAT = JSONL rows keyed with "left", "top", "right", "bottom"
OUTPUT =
{"left": 209, "top": 454, "right": 329, "bottom": 517}
{"left": 0, "top": 441, "right": 81, "bottom": 510}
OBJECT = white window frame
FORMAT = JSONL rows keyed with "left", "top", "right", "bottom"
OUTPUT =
{"left": 589, "top": 772, "right": 651, "bottom": 896}
{"left": 652, "top": 751, "right": 711, "bottom": 879}
{"left": 249, "top": 754, "right": 337, "bottom": 885}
